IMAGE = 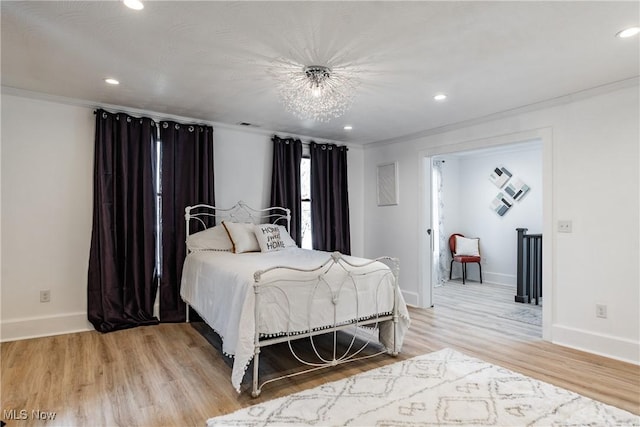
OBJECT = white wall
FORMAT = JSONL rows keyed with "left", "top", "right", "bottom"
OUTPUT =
{"left": 363, "top": 83, "right": 639, "bottom": 363}
{"left": 213, "top": 127, "right": 274, "bottom": 210}
{"left": 440, "top": 143, "right": 543, "bottom": 285}
{"left": 1, "top": 95, "right": 95, "bottom": 339}
{"left": 212, "top": 126, "right": 365, "bottom": 257}
{"left": 0, "top": 93, "right": 365, "bottom": 340}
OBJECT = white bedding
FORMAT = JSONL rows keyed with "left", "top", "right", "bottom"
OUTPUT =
{"left": 180, "top": 247, "right": 410, "bottom": 392}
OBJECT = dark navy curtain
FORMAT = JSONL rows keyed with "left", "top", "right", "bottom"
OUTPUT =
{"left": 269, "top": 135, "right": 303, "bottom": 245}
{"left": 159, "top": 121, "right": 215, "bottom": 322}
{"left": 310, "top": 142, "right": 351, "bottom": 254}
{"left": 87, "top": 109, "right": 159, "bottom": 332}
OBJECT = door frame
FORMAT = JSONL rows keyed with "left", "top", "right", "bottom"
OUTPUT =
{"left": 417, "top": 127, "right": 553, "bottom": 340}
{"left": 417, "top": 155, "right": 434, "bottom": 308}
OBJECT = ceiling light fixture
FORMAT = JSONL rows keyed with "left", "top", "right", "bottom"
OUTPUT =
{"left": 344, "top": 125, "right": 353, "bottom": 131}
{"left": 271, "top": 60, "right": 360, "bottom": 122}
{"left": 616, "top": 26, "right": 640, "bottom": 38}
{"left": 434, "top": 93, "right": 447, "bottom": 101}
{"left": 123, "top": 0, "right": 144, "bottom": 11}
{"left": 104, "top": 78, "right": 120, "bottom": 85}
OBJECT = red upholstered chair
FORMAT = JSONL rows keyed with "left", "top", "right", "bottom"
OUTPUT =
{"left": 449, "top": 233, "right": 483, "bottom": 284}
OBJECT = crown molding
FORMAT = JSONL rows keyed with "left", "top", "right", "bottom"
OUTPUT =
{"left": 0, "top": 86, "right": 358, "bottom": 147}
{"left": 364, "top": 76, "right": 640, "bottom": 149}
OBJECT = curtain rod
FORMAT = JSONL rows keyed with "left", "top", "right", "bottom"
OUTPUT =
{"left": 273, "top": 134, "right": 349, "bottom": 151}
{"left": 93, "top": 108, "right": 211, "bottom": 128}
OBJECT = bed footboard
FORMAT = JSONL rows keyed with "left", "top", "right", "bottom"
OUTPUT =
{"left": 250, "top": 252, "right": 400, "bottom": 397}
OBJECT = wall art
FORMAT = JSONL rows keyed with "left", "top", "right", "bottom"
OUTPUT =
{"left": 377, "top": 162, "right": 399, "bottom": 206}
{"left": 490, "top": 192, "right": 513, "bottom": 216}
{"left": 504, "top": 177, "right": 530, "bottom": 201}
{"left": 489, "top": 166, "right": 512, "bottom": 188}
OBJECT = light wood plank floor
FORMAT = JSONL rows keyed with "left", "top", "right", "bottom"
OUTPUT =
{"left": 2, "top": 285, "right": 638, "bottom": 426}
{"left": 433, "top": 280, "right": 542, "bottom": 339}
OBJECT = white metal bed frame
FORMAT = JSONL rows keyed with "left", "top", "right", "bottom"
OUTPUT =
{"left": 183, "top": 201, "right": 400, "bottom": 397}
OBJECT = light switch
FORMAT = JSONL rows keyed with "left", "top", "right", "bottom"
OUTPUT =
{"left": 558, "top": 220, "right": 572, "bottom": 233}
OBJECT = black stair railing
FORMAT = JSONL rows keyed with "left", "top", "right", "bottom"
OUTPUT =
{"left": 515, "top": 228, "right": 543, "bottom": 305}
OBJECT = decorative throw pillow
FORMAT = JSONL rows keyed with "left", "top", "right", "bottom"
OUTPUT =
{"left": 222, "top": 221, "right": 260, "bottom": 253}
{"left": 254, "top": 224, "right": 286, "bottom": 252}
{"left": 455, "top": 236, "right": 480, "bottom": 256}
{"left": 186, "top": 225, "right": 233, "bottom": 252}
{"left": 278, "top": 225, "right": 297, "bottom": 248}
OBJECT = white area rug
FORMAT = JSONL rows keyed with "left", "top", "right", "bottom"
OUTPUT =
{"left": 497, "top": 307, "right": 542, "bottom": 326}
{"left": 207, "top": 348, "right": 639, "bottom": 426}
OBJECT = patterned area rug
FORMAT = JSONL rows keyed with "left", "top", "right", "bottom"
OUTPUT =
{"left": 207, "top": 348, "right": 639, "bottom": 426}
{"left": 497, "top": 307, "right": 542, "bottom": 326}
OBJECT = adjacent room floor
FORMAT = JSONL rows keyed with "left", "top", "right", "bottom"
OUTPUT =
{"left": 433, "top": 279, "right": 542, "bottom": 339}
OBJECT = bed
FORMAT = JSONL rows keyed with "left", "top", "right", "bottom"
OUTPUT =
{"left": 180, "top": 201, "right": 410, "bottom": 396}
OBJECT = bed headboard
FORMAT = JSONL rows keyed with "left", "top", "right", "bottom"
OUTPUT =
{"left": 184, "top": 201, "right": 291, "bottom": 236}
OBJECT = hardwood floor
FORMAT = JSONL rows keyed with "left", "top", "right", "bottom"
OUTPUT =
{"left": 2, "top": 284, "right": 638, "bottom": 426}
{"left": 433, "top": 279, "right": 542, "bottom": 340}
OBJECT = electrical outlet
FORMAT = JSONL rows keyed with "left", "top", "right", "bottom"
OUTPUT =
{"left": 558, "top": 220, "right": 572, "bottom": 233}
{"left": 596, "top": 304, "right": 607, "bottom": 319}
{"left": 40, "top": 290, "right": 51, "bottom": 303}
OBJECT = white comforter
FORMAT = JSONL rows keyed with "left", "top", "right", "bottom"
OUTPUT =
{"left": 180, "top": 247, "right": 410, "bottom": 392}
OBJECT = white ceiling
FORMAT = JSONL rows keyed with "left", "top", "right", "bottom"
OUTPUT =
{"left": 2, "top": 1, "right": 638, "bottom": 144}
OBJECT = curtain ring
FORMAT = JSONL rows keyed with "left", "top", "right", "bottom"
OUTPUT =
{"left": 188, "top": 126, "right": 194, "bottom": 132}
{"left": 174, "top": 124, "right": 180, "bottom": 130}
{"left": 126, "top": 117, "right": 131, "bottom": 123}
{"left": 321, "top": 145, "right": 327, "bottom": 150}
{"left": 162, "top": 122, "right": 168, "bottom": 128}
{"left": 102, "top": 112, "right": 107, "bottom": 119}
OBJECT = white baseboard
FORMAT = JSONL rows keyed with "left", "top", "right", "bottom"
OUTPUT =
{"left": 483, "top": 271, "right": 516, "bottom": 287}
{"left": 0, "top": 312, "right": 93, "bottom": 342}
{"left": 552, "top": 324, "right": 640, "bottom": 365}
{"left": 448, "top": 269, "right": 516, "bottom": 287}
{"left": 401, "top": 289, "right": 420, "bottom": 307}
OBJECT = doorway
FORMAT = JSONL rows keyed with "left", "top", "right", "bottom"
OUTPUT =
{"left": 418, "top": 130, "right": 552, "bottom": 340}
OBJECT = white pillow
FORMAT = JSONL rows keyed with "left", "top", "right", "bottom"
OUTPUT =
{"left": 254, "top": 224, "right": 286, "bottom": 252}
{"left": 222, "top": 221, "right": 260, "bottom": 253}
{"left": 186, "top": 225, "right": 233, "bottom": 252}
{"left": 455, "top": 236, "right": 480, "bottom": 256}
{"left": 278, "top": 225, "right": 297, "bottom": 248}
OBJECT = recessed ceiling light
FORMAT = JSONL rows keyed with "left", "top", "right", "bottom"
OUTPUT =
{"left": 123, "top": 0, "right": 144, "bottom": 10}
{"left": 616, "top": 26, "right": 640, "bottom": 38}
{"left": 344, "top": 125, "right": 353, "bottom": 131}
{"left": 434, "top": 93, "right": 447, "bottom": 101}
{"left": 105, "top": 78, "right": 120, "bottom": 85}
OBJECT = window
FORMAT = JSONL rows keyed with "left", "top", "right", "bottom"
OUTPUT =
{"left": 300, "top": 157, "right": 312, "bottom": 249}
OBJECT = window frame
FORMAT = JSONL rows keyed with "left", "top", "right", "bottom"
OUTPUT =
{"left": 300, "top": 155, "right": 312, "bottom": 249}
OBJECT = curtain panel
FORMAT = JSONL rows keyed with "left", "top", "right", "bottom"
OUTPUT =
{"left": 160, "top": 121, "right": 215, "bottom": 322}
{"left": 270, "top": 135, "right": 303, "bottom": 245}
{"left": 87, "top": 109, "right": 160, "bottom": 333}
{"left": 310, "top": 142, "right": 351, "bottom": 254}
{"left": 432, "top": 160, "right": 448, "bottom": 286}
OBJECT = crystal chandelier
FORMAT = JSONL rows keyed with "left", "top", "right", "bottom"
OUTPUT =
{"left": 271, "top": 60, "right": 359, "bottom": 122}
